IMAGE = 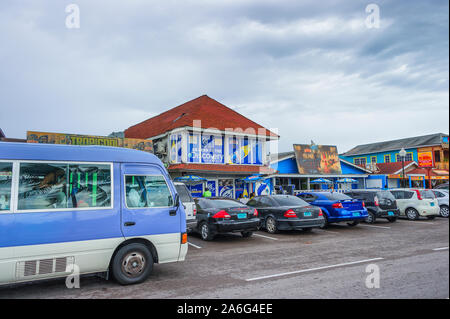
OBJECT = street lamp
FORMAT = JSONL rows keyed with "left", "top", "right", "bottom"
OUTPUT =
{"left": 399, "top": 148, "right": 407, "bottom": 188}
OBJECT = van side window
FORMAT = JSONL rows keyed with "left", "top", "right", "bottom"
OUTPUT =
{"left": 0, "top": 162, "right": 13, "bottom": 211}
{"left": 18, "top": 162, "right": 112, "bottom": 211}
{"left": 125, "top": 175, "right": 174, "bottom": 208}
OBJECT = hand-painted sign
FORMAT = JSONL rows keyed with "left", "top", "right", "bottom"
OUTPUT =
{"left": 293, "top": 144, "right": 341, "bottom": 175}
{"left": 27, "top": 131, "right": 153, "bottom": 153}
{"left": 218, "top": 179, "right": 234, "bottom": 198}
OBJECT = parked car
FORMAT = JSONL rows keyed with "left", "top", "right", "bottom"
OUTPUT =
{"left": 434, "top": 182, "right": 449, "bottom": 191}
{"left": 432, "top": 189, "right": 449, "bottom": 218}
{"left": 193, "top": 197, "right": 259, "bottom": 240}
{"left": 297, "top": 192, "right": 368, "bottom": 228}
{"left": 389, "top": 189, "right": 440, "bottom": 220}
{"left": 344, "top": 190, "right": 399, "bottom": 223}
{"left": 246, "top": 195, "right": 325, "bottom": 234}
{"left": 174, "top": 182, "right": 197, "bottom": 231}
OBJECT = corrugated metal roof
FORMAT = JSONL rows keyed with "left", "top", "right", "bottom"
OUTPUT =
{"left": 342, "top": 133, "right": 448, "bottom": 156}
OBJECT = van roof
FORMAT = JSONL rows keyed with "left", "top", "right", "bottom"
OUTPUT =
{"left": 0, "top": 142, "right": 162, "bottom": 164}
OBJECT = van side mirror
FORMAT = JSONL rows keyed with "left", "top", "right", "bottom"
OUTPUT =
{"left": 174, "top": 194, "right": 180, "bottom": 207}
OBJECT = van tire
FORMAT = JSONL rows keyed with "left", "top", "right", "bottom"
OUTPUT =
{"left": 112, "top": 243, "right": 153, "bottom": 285}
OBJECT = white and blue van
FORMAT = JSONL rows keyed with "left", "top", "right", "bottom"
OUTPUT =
{"left": 0, "top": 142, "right": 187, "bottom": 285}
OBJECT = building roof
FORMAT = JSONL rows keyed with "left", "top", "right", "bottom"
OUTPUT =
{"left": 374, "top": 161, "right": 417, "bottom": 175}
{"left": 168, "top": 163, "right": 276, "bottom": 175}
{"left": 406, "top": 168, "right": 449, "bottom": 176}
{"left": 0, "top": 141, "right": 161, "bottom": 164}
{"left": 342, "top": 133, "right": 449, "bottom": 156}
{"left": 124, "top": 95, "right": 279, "bottom": 139}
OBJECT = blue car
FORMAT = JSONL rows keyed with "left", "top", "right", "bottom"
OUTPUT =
{"left": 297, "top": 192, "right": 368, "bottom": 227}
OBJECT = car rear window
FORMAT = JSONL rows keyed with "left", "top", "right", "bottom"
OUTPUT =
{"left": 323, "top": 193, "right": 352, "bottom": 201}
{"left": 376, "top": 191, "right": 395, "bottom": 201}
{"left": 420, "top": 190, "right": 436, "bottom": 199}
{"left": 272, "top": 196, "right": 309, "bottom": 207}
{"left": 203, "top": 199, "right": 247, "bottom": 209}
{"left": 174, "top": 184, "right": 193, "bottom": 203}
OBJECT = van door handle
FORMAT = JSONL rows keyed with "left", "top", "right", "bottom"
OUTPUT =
{"left": 124, "top": 222, "right": 136, "bottom": 227}
{"left": 169, "top": 209, "right": 177, "bottom": 216}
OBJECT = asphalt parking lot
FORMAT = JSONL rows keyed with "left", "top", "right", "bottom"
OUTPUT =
{"left": 0, "top": 217, "right": 448, "bottom": 299}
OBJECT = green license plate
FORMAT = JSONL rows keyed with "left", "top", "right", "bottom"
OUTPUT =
{"left": 237, "top": 213, "right": 247, "bottom": 219}
{"left": 303, "top": 212, "right": 312, "bottom": 217}
{"left": 352, "top": 212, "right": 360, "bottom": 217}
{"left": 388, "top": 211, "right": 394, "bottom": 216}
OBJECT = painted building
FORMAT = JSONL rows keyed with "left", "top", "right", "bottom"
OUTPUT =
{"left": 341, "top": 133, "right": 449, "bottom": 187}
{"left": 124, "top": 95, "right": 279, "bottom": 198}
{"left": 269, "top": 150, "right": 371, "bottom": 193}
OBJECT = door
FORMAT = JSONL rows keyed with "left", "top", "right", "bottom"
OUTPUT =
{"left": 0, "top": 161, "right": 15, "bottom": 284}
{"left": 121, "top": 164, "right": 182, "bottom": 263}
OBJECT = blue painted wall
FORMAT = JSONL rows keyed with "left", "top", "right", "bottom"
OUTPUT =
{"left": 341, "top": 148, "right": 418, "bottom": 165}
{"left": 273, "top": 157, "right": 369, "bottom": 175}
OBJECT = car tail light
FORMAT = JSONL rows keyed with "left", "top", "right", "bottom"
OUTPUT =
{"left": 414, "top": 190, "right": 423, "bottom": 200}
{"left": 332, "top": 202, "right": 343, "bottom": 209}
{"left": 212, "top": 210, "right": 231, "bottom": 219}
{"left": 284, "top": 209, "right": 297, "bottom": 218}
{"left": 362, "top": 202, "right": 365, "bottom": 207}
{"left": 318, "top": 208, "right": 323, "bottom": 217}
{"left": 374, "top": 196, "right": 380, "bottom": 206}
{"left": 193, "top": 209, "right": 197, "bottom": 216}
{"left": 253, "top": 209, "right": 259, "bottom": 217}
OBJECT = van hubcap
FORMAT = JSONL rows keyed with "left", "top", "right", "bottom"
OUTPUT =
{"left": 122, "top": 252, "right": 146, "bottom": 278}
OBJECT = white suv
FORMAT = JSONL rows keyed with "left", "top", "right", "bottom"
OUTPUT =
{"left": 390, "top": 189, "right": 440, "bottom": 220}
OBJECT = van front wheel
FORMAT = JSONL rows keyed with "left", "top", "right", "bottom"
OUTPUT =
{"left": 112, "top": 243, "right": 154, "bottom": 285}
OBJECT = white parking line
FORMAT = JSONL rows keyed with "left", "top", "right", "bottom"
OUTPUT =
{"left": 319, "top": 230, "right": 340, "bottom": 234}
{"left": 359, "top": 224, "right": 391, "bottom": 229}
{"left": 400, "top": 220, "right": 435, "bottom": 225}
{"left": 253, "top": 233, "right": 278, "bottom": 241}
{"left": 188, "top": 242, "right": 202, "bottom": 249}
{"left": 432, "top": 247, "right": 449, "bottom": 251}
{"left": 245, "top": 257, "right": 384, "bottom": 282}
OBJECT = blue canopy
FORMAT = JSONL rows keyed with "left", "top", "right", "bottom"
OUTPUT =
{"left": 336, "top": 178, "right": 358, "bottom": 183}
{"left": 239, "top": 174, "right": 265, "bottom": 183}
{"left": 173, "top": 175, "right": 207, "bottom": 184}
{"left": 310, "top": 178, "right": 333, "bottom": 184}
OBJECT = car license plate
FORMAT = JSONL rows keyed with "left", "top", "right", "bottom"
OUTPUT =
{"left": 237, "top": 213, "right": 247, "bottom": 219}
{"left": 303, "top": 212, "right": 312, "bottom": 217}
{"left": 352, "top": 212, "right": 360, "bottom": 217}
{"left": 388, "top": 211, "right": 394, "bottom": 216}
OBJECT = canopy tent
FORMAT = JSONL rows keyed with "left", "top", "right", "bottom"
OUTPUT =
{"left": 310, "top": 178, "right": 333, "bottom": 184}
{"left": 239, "top": 174, "right": 266, "bottom": 183}
{"left": 336, "top": 178, "right": 358, "bottom": 183}
{"left": 173, "top": 175, "right": 207, "bottom": 185}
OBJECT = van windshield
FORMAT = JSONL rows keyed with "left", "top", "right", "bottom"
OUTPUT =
{"left": 175, "top": 184, "right": 194, "bottom": 203}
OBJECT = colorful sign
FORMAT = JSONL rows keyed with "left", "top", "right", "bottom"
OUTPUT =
{"left": 27, "top": 131, "right": 153, "bottom": 153}
{"left": 206, "top": 180, "right": 217, "bottom": 197}
{"left": 293, "top": 144, "right": 342, "bottom": 175}
{"left": 188, "top": 133, "right": 201, "bottom": 163}
{"left": 218, "top": 179, "right": 234, "bottom": 198}
{"left": 418, "top": 151, "right": 434, "bottom": 168}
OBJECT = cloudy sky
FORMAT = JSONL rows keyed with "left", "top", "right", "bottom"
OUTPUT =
{"left": 0, "top": 0, "right": 448, "bottom": 153}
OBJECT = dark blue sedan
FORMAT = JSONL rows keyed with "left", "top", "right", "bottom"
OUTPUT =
{"left": 297, "top": 192, "right": 368, "bottom": 227}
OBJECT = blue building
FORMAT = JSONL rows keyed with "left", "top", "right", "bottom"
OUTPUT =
{"left": 268, "top": 151, "right": 371, "bottom": 193}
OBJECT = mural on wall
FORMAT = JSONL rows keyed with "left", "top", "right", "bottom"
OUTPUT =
{"left": 27, "top": 131, "right": 153, "bottom": 153}
{"left": 293, "top": 144, "right": 342, "bottom": 175}
{"left": 218, "top": 179, "right": 234, "bottom": 198}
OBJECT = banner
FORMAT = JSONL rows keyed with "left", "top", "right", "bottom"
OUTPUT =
{"left": 418, "top": 151, "right": 434, "bottom": 168}
{"left": 293, "top": 144, "right": 341, "bottom": 175}
{"left": 27, "top": 131, "right": 153, "bottom": 153}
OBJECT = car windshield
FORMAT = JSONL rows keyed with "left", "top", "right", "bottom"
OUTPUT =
{"left": 272, "top": 196, "right": 309, "bottom": 207}
{"left": 200, "top": 199, "right": 247, "bottom": 209}
{"left": 174, "top": 184, "right": 193, "bottom": 203}
{"left": 323, "top": 193, "right": 352, "bottom": 201}
{"left": 420, "top": 190, "right": 436, "bottom": 199}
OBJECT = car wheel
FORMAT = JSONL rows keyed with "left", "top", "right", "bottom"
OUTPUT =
{"left": 440, "top": 205, "right": 449, "bottom": 218}
{"left": 200, "top": 222, "right": 214, "bottom": 241}
{"left": 111, "top": 243, "right": 153, "bottom": 285}
{"left": 241, "top": 231, "right": 253, "bottom": 238}
{"left": 387, "top": 217, "right": 398, "bottom": 223}
{"left": 365, "top": 212, "right": 376, "bottom": 224}
{"left": 347, "top": 221, "right": 359, "bottom": 227}
{"left": 406, "top": 208, "right": 419, "bottom": 220}
{"left": 319, "top": 213, "right": 329, "bottom": 229}
{"left": 265, "top": 216, "right": 278, "bottom": 234}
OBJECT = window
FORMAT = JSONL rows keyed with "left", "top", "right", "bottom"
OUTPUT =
{"left": 323, "top": 193, "right": 352, "bottom": 201}
{"left": 0, "top": 162, "right": 13, "bottom": 211}
{"left": 384, "top": 155, "right": 391, "bottom": 163}
{"left": 298, "top": 194, "right": 316, "bottom": 203}
{"left": 272, "top": 196, "right": 308, "bottom": 207}
{"left": 18, "top": 162, "right": 112, "bottom": 211}
{"left": 125, "top": 175, "right": 174, "bottom": 208}
{"left": 174, "top": 184, "right": 193, "bottom": 203}
{"left": 396, "top": 153, "right": 413, "bottom": 162}
{"left": 434, "top": 150, "right": 441, "bottom": 163}
{"left": 354, "top": 158, "right": 367, "bottom": 166}
{"left": 370, "top": 156, "right": 377, "bottom": 164}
